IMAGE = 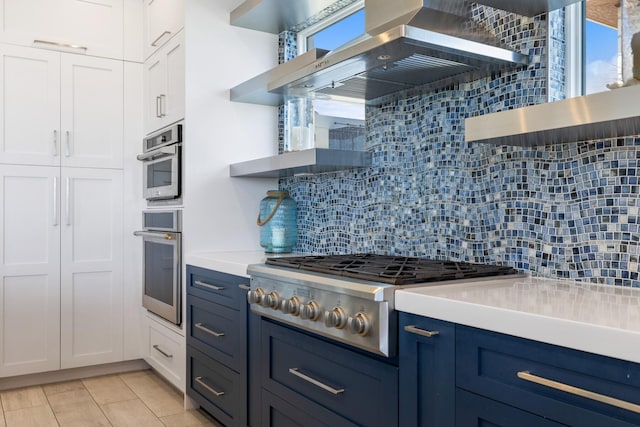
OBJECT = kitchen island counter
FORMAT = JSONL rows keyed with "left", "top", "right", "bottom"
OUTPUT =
{"left": 396, "top": 276, "right": 640, "bottom": 363}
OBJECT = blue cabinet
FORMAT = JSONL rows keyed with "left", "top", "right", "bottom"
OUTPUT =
{"left": 456, "top": 326, "right": 640, "bottom": 427}
{"left": 455, "top": 389, "right": 566, "bottom": 427}
{"left": 399, "top": 313, "right": 455, "bottom": 427}
{"left": 261, "top": 388, "right": 359, "bottom": 427}
{"left": 399, "top": 311, "right": 640, "bottom": 427}
{"left": 258, "top": 318, "right": 398, "bottom": 427}
{"left": 186, "top": 265, "right": 249, "bottom": 427}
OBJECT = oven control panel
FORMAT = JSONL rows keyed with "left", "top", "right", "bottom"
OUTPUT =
{"left": 248, "top": 276, "right": 391, "bottom": 357}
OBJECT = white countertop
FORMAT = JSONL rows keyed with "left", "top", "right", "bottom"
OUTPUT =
{"left": 396, "top": 276, "right": 640, "bottom": 364}
{"left": 185, "top": 251, "right": 268, "bottom": 277}
{"left": 184, "top": 254, "right": 640, "bottom": 364}
{"left": 185, "top": 250, "right": 309, "bottom": 277}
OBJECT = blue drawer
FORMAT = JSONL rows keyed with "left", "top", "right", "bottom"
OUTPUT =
{"left": 261, "top": 319, "right": 398, "bottom": 427}
{"left": 187, "top": 345, "right": 246, "bottom": 427}
{"left": 457, "top": 326, "right": 640, "bottom": 427}
{"left": 187, "top": 295, "right": 244, "bottom": 373}
{"left": 456, "top": 389, "right": 565, "bottom": 426}
{"left": 186, "top": 265, "right": 248, "bottom": 309}
{"left": 261, "top": 388, "right": 358, "bottom": 427}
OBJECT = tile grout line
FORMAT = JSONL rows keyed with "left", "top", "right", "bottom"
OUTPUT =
{"left": 79, "top": 377, "right": 118, "bottom": 427}
{"left": 116, "top": 372, "right": 166, "bottom": 425}
{"left": 42, "top": 385, "right": 65, "bottom": 427}
{"left": 83, "top": 379, "right": 115, "bottom": 427}
{"left": 0, "top": 392, "right": 4, "bottom": 427}
{"left": 3, "top": 385, "right": 59, "bottom": 427}
{"left": 0, "top": 371, "right": 210, "bottom": 427}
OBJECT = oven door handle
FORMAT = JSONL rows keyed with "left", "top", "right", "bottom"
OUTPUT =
{"left": 133, "top": 231, "right": 177, "bottom": 240}
{"left": 136, "top": 145, "right": 177, "bottom": 161}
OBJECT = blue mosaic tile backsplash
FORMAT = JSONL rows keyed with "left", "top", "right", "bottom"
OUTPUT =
{"left": 278, "top": 6, "right": 640, "bottom": 287}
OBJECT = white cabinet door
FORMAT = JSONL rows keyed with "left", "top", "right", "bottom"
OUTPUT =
{"left": 163, "top": 32, "right": 185, "bottom": 130}
{"left": 0, "top": 48, "right": 124, "bottom": 169}
{"left": 0, "top": 0, "right": 124, "bottom": 59}
{"left": 144, "top": 30, "right": 184, "bottom": 134}
{"left": 61, "top": 0, "right": 124, "bottom": 59}
{"left": 60, "top": 168, "right": 123, "bottom": 369}
{"left": 61, "top": 55, "right": 124, "bottom": 169}
{"left": 0, "top": 165, "right": 61, "bottom": 377}
{"left": 0, "top": 45, "right": 60, "bottom": 166}
{"left": 143, "top": 0, "right": 184, "bottom": 60}
{"left": 0, "top": 0, "right": 61, "bottom": 48}
{"left": 144, "top": 52, "right": 165, "bottom": 134}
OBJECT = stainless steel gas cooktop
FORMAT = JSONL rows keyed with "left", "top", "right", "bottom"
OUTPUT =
{"left": 247, "top": 254, "right": 521, "bottom": 356}
{"left": 265, "top": 254, "right": 519, "bottom": 285}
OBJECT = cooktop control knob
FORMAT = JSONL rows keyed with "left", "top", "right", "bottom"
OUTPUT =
{"left": 324, "top": 307, "right": 347, "bottom": 329}
{"left": 247, "top": 288, "right": 265, "bottom": 305}
{"left": 300, "top": 301, "right": 320, "bottom": 321}
{"left": 263, "top": 291, "right": 281, "bottom": 309}
{"left": 281, "top": 296, "right": 301, "bottom": 316}
{"left": 349, "top": 312, "right": 371, "bottom": 336}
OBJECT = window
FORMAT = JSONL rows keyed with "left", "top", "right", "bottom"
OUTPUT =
{"left": 566, "top": 0, "right": 621, "bottom": 97}
{"left": 584, "top": 8, "right": 618, "bottom": 94}
{"left": 297, "top": 1, "right": 365, "bottom": 54}
{"left": 306, "top": 9, "right": 365, "bottom": 51}
{"left": 293, "top": 1, "right": 366, "bottom": 149}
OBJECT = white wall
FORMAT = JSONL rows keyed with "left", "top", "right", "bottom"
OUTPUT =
{"left": 184, "top": 0, "right": 278, "bottom": 254}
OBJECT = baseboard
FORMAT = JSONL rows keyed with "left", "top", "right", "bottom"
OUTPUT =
{"left": 0, "top": 359, "right": 150, "bottom": 391}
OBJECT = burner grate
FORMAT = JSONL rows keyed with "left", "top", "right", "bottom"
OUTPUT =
{"left": 266, "top": 254, "right": 518, "bottom": 285}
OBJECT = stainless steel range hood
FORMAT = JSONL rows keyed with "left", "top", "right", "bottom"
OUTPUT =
{"left": 232, "top": 0, "right": 535, "bottom": 105}
{"left": 267, "top": 24, "right": 528, "bottom": 102}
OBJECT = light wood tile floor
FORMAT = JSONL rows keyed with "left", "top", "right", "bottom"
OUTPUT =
{"left": 0, "top": 370, "right": 221, "bottom": 427}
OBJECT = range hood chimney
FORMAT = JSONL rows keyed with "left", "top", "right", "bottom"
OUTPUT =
{"left": 365, "top": 0, "right": 509, "bottom": 47}
{"left": 232, "top": 0, "right": 582, "bottom": 105}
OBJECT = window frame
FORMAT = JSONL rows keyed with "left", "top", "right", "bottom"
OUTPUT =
{"left": 564, "top": 1, "right": 585, "bottom": 98}
{"left": 296, "top": 0, "right": 365, "bottom": 55}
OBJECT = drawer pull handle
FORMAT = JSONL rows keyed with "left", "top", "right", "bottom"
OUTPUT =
{"left": 404, "top": 325, "right": 440, "bottom": 338}
{"left": 288, "top": 368, "right": 344, "bottom": 395}
{"left": 195, "top": 376, "right": 224, "bottom": 397}
{"left": 151, "top": 30, "right": 172, "bottom": 47}
{"left": 195, "top": 323, "right": 225, "bottom": 337}
{"left": 33, "top": 39, "right": 88, "bottom": 52}
{"left": 152, "top": 344, "right": 173, "bottom": 359}
{"left": 517, "top": 371, "right": 640, "bottom": 414}
{"left": 238, "top": 284, "right": 251, "bottom": 291}
{"left": 194, "top": 280, "right": 224, "bottom": 291}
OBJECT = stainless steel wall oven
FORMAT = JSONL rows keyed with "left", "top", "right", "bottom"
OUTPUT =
{"left": 138, "top": 123, "right": 182, "bottom": 204}
{"left": 135, "top": 210, "right": 182, "bottom": 325}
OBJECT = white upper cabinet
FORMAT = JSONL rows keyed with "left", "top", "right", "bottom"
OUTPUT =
{"left": 0, "top": 0, "right": 124, "bottom": 59}
{"left": 61, "top": 55, "right": 124, "bottom": 169}
{"left": 0, "top": 165, "right": 61, "bottom": 377}
{"left": 0, "top": 45, "right": 124, "bottom": 169}
{"left": 143, "top": 0, "right": 184, "bottom": 60}
{"left": 0, "top": 45, "right": 60, "bottom": 166}
{"left": 144, "top": 30, "right": 184, "bottom": 134}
